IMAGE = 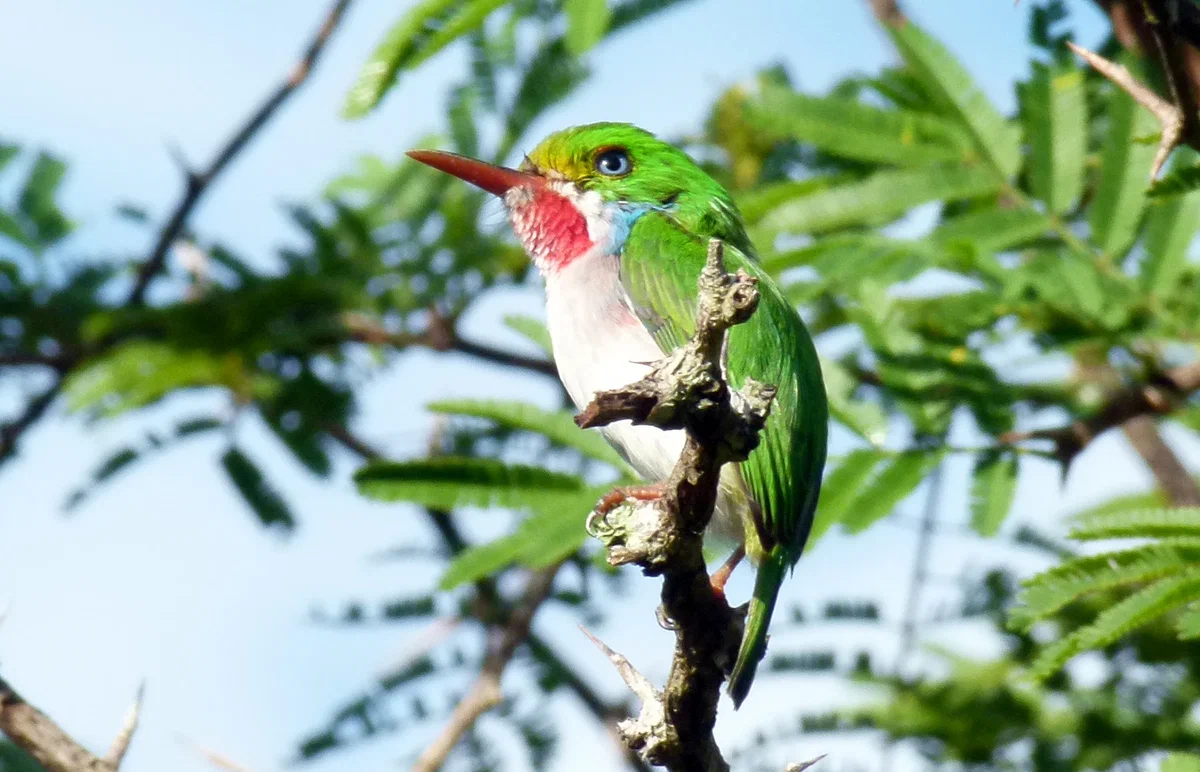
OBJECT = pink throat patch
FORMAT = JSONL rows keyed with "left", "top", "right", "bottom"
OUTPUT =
{"left": 508, "top": 188, "right": 594, "bottom": 270}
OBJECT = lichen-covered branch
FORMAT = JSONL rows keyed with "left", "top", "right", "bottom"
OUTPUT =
{"left": 0, "top": 675, "right": 142, "bottom": 772}
{"left": 574, "top": 240, "right": 781, "bottom": 772}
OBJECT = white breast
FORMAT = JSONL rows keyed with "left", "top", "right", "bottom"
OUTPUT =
{"left": 543, "top": 249, "right": 748, "bottom": 550}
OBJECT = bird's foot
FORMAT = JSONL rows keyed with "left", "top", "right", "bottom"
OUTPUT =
{"left": 709, "top": 546, "right": 746, "bottom": 602}
{"left": 585, "top": 483, "right": 668, "bottom": 537}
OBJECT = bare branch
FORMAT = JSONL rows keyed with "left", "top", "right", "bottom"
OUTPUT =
{"left": 1066, "top": 40, "right": 1192, "bottom": 177}
{"left": 0, "top": 672, "right": 139, "bottom": 772}
{"left": 866, "top": 0, "right": 907, "bottom": 27}
{"left": 103, "top": 684, "right": 145, "bottom": 767}
{"left": 340, "top": 313, "right": 557, "bottom": 378}
{"left": 125, "top": 0, "right": 354, "bottom": 306}
{"left": 576, "top": 241, "right": 777, "bottom": 772}
{"left": 999, "top": 361, "right": 1200, "bottom": 470}
{"left": 1122, "top": 415, "right": 1200, "bottom": 505}
{"left": 411, "top": 566, "right": 561, "bottom": 772}
{"left": 0, "top": 380, "right": 64, "bottom": 465}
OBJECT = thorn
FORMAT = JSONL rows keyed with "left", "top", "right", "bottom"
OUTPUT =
{"left": 786, "top": 754, "right": 828, "bottom": 772}
{"left": 579, "top": 624, "right": 660, "bottom": 705}
{"left": 104, "top": 681, "right": 145, "bottom": 767}
{"left": 1066, "top": 41, "right": 1183, "bottom": 178}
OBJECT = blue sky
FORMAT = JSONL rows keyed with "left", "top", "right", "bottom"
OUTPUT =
{"left": 2, "top": 1, "right": 1197, "bottom": 771}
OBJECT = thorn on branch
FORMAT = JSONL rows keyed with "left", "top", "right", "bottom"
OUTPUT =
{"left": 1066, "top": 40, "right": 1188, "bottom": 177}
{"left": 103, "top": 683, "right": 145, "bottom": 767}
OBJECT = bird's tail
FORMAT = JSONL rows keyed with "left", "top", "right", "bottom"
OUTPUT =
{"left": 727, "top": 545, "right": 788, "bottom": 708}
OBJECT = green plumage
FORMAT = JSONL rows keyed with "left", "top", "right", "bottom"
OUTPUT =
{"left": 619, "top": 206, "right": 828, "bottom": 706}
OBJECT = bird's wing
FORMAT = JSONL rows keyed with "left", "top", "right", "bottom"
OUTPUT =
{"left": 617, "top": 212, "right": 828, "bottom": 556}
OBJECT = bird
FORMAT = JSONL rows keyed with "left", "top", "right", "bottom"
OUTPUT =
{"left": 408, "top": 123, "right": 828, "bottom": 707}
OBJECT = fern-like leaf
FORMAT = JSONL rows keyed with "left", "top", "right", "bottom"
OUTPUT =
{"left": 1029, "top": 571, "right": 1200, "bottom": 680}
{"left": 1071, "top": 507, "right": 1200, "bottom": 541}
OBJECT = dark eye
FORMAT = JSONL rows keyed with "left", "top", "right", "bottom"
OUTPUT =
{"left": 595, "top": 148, "right": 631, "bottom": 176}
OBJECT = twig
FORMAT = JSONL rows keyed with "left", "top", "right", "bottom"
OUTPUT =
{"left": 866, "top": 0, "right": 907, "bottom": 26}
{"left": 340, "top": 313, "right": 557, "bottom": 378}
{"left": 576, "top": 241, "right": 776, "bottom": 772}
{"left": 0, "top": 673, "right": 141, "bottom": 772}
{"left": 1122, "top": 415, "right": 1200, "bottom": 504}
{"left": 999, "top": 360, "right": 1200, "bottom": 470}
{"left": 0, "top": 380, "right": 64, "bottom": 464}
{"left": 1065, "top": 40, "right": 1193, "bottom": 177}
{"left": 103, "top": 684, "right": 145, "bottom": 767}
{"left": 411, "top": 566, "right": 560, "bottom": 772}
{"left": 125, "top": 0, "right": 354, "bottom": 306}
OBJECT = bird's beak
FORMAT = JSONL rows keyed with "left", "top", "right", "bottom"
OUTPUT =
{"left": 406, "top": 149, "right": 540, "bottom": 197}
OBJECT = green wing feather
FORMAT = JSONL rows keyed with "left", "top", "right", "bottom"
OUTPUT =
{"left": 619, "top": 212, "right": 827, "bottom": 554}
{"left": 618, "top": 210, "right": 828, "bottom": 707}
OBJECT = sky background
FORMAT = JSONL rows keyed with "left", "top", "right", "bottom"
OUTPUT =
{"left": 2, "top": 1, "right": 1198, "bottom": 771}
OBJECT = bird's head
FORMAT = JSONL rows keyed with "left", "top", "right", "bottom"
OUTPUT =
{"left": 408, "top": 123, "right": 741, "bottom": 273}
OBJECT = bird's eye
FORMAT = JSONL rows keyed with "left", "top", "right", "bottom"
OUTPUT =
{"left": 595, "top": 148, "right": 631, "bottom": 176}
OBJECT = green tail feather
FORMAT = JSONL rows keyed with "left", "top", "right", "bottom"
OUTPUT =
{"left": 728, "top": 546, "right": 789, "bottom": 708}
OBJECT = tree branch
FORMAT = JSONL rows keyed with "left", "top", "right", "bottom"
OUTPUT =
{"left": 340, "top": 313, "right": 557, "bottom": 378}
{"left": 125, "top": 0, "right": 354, "bottom": 306}
{"left": 575, "top": 241, "right": 779, "bottom": 772}
{"left": 0, "top": 674, "right": 141, "bottom": 772}
{"left": 866, "top": 0, "right": 907, "bottom": 27}
{"left": 999, "top": 361, "right": 1200, "bottom": 469}
{"left": 1122, "top": 415, "right": 1200, "bottom": 505}
{"left": 0, "top": 380, "right": 64, "bottom": 464}
{"left": 410, "top": 566, "right": 561, "bottom": 772}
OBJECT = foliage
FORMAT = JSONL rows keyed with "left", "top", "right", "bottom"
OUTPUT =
{"left": 1011, "top": 506, "right": 1200, "bottom": 679}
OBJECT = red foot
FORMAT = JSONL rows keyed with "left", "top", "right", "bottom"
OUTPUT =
{"left": 595, "top": 483, "right": 667, "bottom": 515}
{"left": 709, "top": 546, "right": 746, "bottom": 601}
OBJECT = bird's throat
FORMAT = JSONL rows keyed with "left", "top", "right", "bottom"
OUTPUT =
{"left": 505, "top": 186, "right": 595, "bottom": 272}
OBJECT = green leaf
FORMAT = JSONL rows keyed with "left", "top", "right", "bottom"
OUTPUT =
{"left": 440, "top": 483, "right": 608, "bottom": 587}
{"left": 1162, "top": 754, "right": 1200, "bottom": 772}
{"left": 969, "top": 452, "right": 1017, "bottom": 536}
{"left": 1071, "top": 507, "right": 1200, "bottom": 541}
{"left": 1176, "top": 607, "right": 1200, "bottom": 640}
{"left": 809, "top": 449, "right": 888, "bottom": 540}
{"left": 355, "top": 457, "right": 586, "bottom": 513}
{"left": 1021, "top": 64, "right": 1086, "bottom": 214}
{"left": 887, "top": 23, "right": 1021, "bottom": 177}
{"left": 564, "top": 0, "right": 610, "bottom": 55}
{"left": 1142, "top": 149, "right": 1200, "bottom": 296}
{"left": 1088, "top": 62, "right": 1159, "bottom": 258}
{"left": 755, "top": 163, "right": 1001, "bottom": 236}
{"left": 503, "top": 314, "right": 553, "bottom": 356}
{"left": 0, "top": 143, "right": 19, "bottom": 175}
{"left": 17, "top": 151, "right": 71, "bottom": 248}
{"left": 221, "top": 447, "right": 296, "bottom": 531}
{"left": 426, "top": 399, "right": 631, "bottom": 471}
{"left": 343, "top": 0, "right": 508, "bottom": 118}
{"left": 841, "top": 451, "right": 942, "bottom": 534}
{"left": 742, "top": 84, "right": 972, "bottom": 167}
{"left": 1010, "top": 543, "right": 1200, "bottom": 631}
{"left": 1149, "top": 164, "right": 1200, "bottom": 199}
{"left": 820, "top": 357, "right": 888, "bottom": 445}
{"left": 931, "top": 206, "right": 1051, "bottom": 254}
{"left": 1029, "top": 572, "right": 1200, "bottom": 680}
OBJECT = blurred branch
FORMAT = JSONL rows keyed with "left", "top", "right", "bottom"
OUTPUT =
{"left": 1122, "top": 415, "right": 1200, "bottom": 505}
{"left": 0, "top": 674, "right": 141, "bottom": 772}
{"left": 0, "top": 352, "right": 65, "bottom": 368}
{"left": 0, "top": 380, "right": 64, "bottom": 464}
{"left": 1067, "top": 39, "right": 1200, "bottom": 176}
{"left": 999, "top": 361, "right": 1200, "bottom": 470}
{"left": 126, "top": 0, "right": 354, "bottom": 306}
{"left": 341, "top": 313, "right": 557, "bottom": 378}
{"left": 577, "top": 241, "right": 774, "bottom": 771}
{"left": 866, "top": 0, "right": 907, "bottom": 27}
{"left": 411, "top": 566, "right": 561, "bottom": 772}
{"left": 324, "top": 420, "right": 646, "bottom": 769}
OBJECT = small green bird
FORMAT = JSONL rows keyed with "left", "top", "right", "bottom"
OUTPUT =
{"left": 409, "top": 124, "right": 828, "bottom": 707}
